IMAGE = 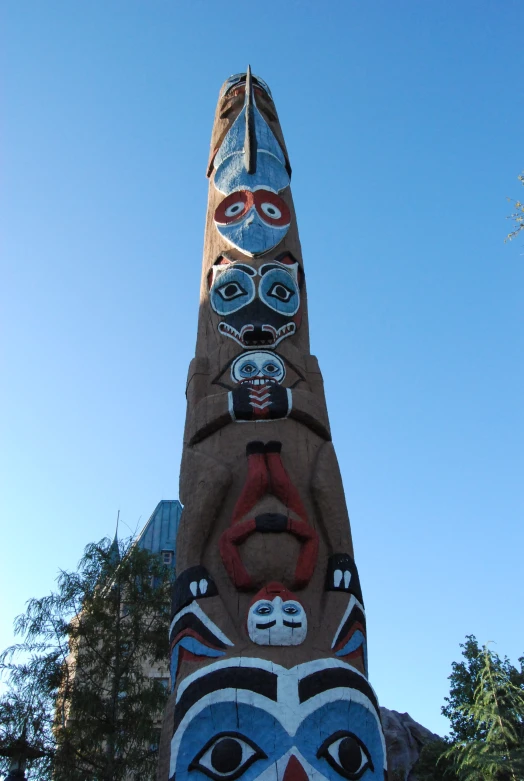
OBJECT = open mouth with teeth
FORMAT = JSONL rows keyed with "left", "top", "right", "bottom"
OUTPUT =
{"left": 218, "top": 322, "right": 296, "bottom": 347}
{"left": 239, "top": 378, "right": 279, "bottom": 387}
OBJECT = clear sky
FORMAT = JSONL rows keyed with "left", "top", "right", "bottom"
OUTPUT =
{"left": 1, "top": 0, "right": 523, "bottom": 737}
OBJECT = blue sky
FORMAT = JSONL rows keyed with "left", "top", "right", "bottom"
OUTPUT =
{"left": 1, "top": 0, "right": 523, "bottom": 736}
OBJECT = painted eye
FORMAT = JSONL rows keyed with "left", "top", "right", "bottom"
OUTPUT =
{"left": 253, "top": 190, "right": 290, "bottom": 227}
{"left": 217, "top": 282, "right": 247, "bottom": 301}
{"left": 214, "top": 192, "right": 251, "bottom": 225}
{"left": 254, "top": 602, "right": 273, "bottom": 616}
{"left": 225, "top": 201, "right": 245, "bottom": 218}
{"left": 283, "top": 604, "right": 300, "bottom": 615}
{"left": 267, "top": 282, "right": 294, "bottom": 303}
{"left": 317, "top": 731, "right": 373, "bottom": 780}
{"left": 260, "top": 202, "right": 282, "bottom": 219}
{"left": 240, "top": 363, "right": 257, "bottom": 376}
{"left": 262, "top": 362, "right": 279, "bottom": 375}
{"left": 190, "top": 732, "right": 267, "bottom": 781}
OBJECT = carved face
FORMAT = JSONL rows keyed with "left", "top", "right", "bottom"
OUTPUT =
{"left": 169, "top": 658, "right": 386, "bottom": 781}
{"left": 247, "top": 595, "right": 307, "bottom": 646}
{"left": 212, "top": 71, "right": 291, "bottom": 255}
{"left": 208, "top": 256, "right": 302, "bottom": 348}
{"left": 231, "top": 352, "right": 286, "bottom": 386}
{"left": 214, "top": 190, "right": 291, "bottom": 256}
{"left": 220, "top": 73, "right": 273, "bottom": 100}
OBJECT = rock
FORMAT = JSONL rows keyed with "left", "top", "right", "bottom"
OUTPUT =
{"left": 380, "top": 707, "right": 441, "bottom": 781}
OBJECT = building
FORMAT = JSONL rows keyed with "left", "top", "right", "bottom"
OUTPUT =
{"left": 134, "top": 500, "right": 182, "bottom": 691}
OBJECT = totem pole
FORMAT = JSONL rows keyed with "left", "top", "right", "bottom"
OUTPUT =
{"left": 157, "top": 69, "right": 387, "bottom": 781}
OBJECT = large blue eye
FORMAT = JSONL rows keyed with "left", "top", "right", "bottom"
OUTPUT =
{"left": 259, "top": 269, "right": 299, "bottom": 315}
{"left": 317, "top": 731, "right": 373, "bottom": 780}
{"left": 210, "top": 269, "right": 255, "bottom": 315}
{"left": 189, "top": 732, "right": 266, "bottom": 781}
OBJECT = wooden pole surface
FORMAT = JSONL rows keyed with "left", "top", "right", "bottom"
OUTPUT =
{"left": 157, "top": 71, "right": 388, "bottom": 781}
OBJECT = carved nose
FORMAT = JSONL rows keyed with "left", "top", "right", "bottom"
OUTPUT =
{"left": 282, "top": 755, "right": 309, "bottom": 781}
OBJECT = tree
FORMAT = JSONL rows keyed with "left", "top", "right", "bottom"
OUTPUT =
{"left": 414, "top": 737, "right": 459, "bottom": 781}
{"left": 0, "top": 536, "right": 171, "bottom": 781}
{"left": 445, "top": 644, "right": 524, "bottom": 780}
{"left": 442, "top": 635, "right": 524, "bottom": 745}
{"left": 413, "top": 636, "right": 524, "bottom": 781}
{"left": 505, "top": 172, "right": 524, "bottom": 243}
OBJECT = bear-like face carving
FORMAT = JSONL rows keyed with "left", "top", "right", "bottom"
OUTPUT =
{"left": 208, "top": 255, "right": 302, "bottom": 349}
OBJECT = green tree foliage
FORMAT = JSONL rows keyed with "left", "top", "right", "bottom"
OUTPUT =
{"left": 445, "top": 644, "right": 524, "bottom": 780}
{"left": 0, "top": 536, "right": 171, "bottom": 781}
{"left": 414, "top": 636, "right": 524, "bottom": 781}
{"left": 443, "top": 635, "right": 524, "bottom": 745}
{"left": 505, "top": 172, "right": 524, "bottom": 243}
{"left": 414, "top": 737, "right": 459, "bottom": 781}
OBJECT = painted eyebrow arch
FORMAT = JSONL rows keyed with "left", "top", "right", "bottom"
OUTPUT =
{"left": 298, "top": 668, "right": 380, "bottom": 714}
{"left": 226, "top": 264, "right": 257, "bottom": 275}
{"left": 173, "top": 668, "right": 278, "bottom": 735}
{"left": 259, "top": 263, "right": 293, "bottom": 275}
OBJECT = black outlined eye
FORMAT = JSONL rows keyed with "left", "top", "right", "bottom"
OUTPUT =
{"left": 283, "top": 604, "right": 300, "bottom": 615}
{"left": 217, "top": 282, "right": 247, "bottom": 301}
{"left": 225, "top": 201, "right": 245, "bottom": 218}
{"left": 189, "top": 732, "right": 267, "bottom": 781}
{"left": 317, "top": 731, "right": 373, "bottom": 780}
{"left": 260, "top": 202, "right": 282, "bottom": 219}
{"left": 266, "top": 282, "right": 294, "bottom": 302}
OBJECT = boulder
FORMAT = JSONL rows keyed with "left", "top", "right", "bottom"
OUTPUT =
{"left": 380, "top": 707, "right": 440, "bottom": 781}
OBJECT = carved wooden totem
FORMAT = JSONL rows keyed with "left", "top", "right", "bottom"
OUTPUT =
{"left": 157, "top": 69, "right": 387, "bottom": 781}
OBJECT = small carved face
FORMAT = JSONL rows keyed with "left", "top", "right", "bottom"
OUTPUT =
{"left": 247, "top": 596, "right": 307, "bottom": 646}
{"left": 231, "top": 352, "right": 286, "bottom": 386}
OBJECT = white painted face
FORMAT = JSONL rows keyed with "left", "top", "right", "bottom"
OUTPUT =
{"left": 231, "top": 351, "right": 286, "bottom": 386}
{"left": 247, "top": 596, "right": 307, "bottom": 646}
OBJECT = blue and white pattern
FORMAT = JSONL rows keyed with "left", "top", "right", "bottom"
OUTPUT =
{"left": 169, "top": 658, "right": 386, "bottom": 781}
{"left": 214, "top": 104, "right": 289, "bottom": 196}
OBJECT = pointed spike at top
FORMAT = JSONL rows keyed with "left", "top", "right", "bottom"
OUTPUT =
{"left": 244, "top": 65, "right": 257, "bottom": 175}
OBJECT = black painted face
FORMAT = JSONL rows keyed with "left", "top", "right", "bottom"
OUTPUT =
{"left": 208, "top": 256, "right": 302, "bottom": 349}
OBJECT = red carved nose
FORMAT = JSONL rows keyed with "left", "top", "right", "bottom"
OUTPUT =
{"left": 282, "top": 754, "right": 309, "bottom": 781}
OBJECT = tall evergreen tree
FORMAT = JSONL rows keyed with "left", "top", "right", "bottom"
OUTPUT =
{"left": 0, "top": 536, "right": 171, "bottom": 781}
{"left": 445, "top": 645, "right": 524, "bottom": 780}
{"left": 414, "top": 637, "right": 524, "bottom": 781}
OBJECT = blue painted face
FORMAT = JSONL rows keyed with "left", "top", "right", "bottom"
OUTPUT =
{"left": 214, "top": 105, "right": 289, "bottom": 196}
{"left": 231, "top": 352, "right": 286, "bottom": 385}
{"left": 208, "top": 258, "right": 302, "bottom": 349}
{"left": 169, "top": 659, "right": 386, "bottom": 781}
{"left": 214, "top": 189, "right": 291, "bottom": 257}
{"left": 212, "top": 78, "right": 291, "bottom": 255}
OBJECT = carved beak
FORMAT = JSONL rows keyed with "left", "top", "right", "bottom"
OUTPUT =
{"left": 244, "top": 64, "right": 257, "bottom": 174}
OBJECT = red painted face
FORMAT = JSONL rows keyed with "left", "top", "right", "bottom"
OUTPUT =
{"left": 214, "top": 190, "right": 291, "bottom": 228}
